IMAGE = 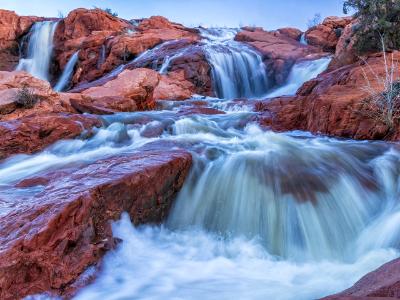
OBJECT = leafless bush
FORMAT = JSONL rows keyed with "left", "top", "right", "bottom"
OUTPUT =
{"left": 357, "top": 37, "right": 400, "bottom": 131}
{"left": 14, "top": 84, "right": 39, "bottom": 109}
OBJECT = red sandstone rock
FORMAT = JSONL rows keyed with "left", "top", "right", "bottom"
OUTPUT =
{"left": 256, "top": 52, "right": 400, "bottom": 141}
{"left": 53, "top": 9, "right": 200, "bottom": 88}
{"left": 79, "top": 68, "right": 160, "bottom": 111}
{"left": 305, "top": 16, "right": 353, "bottom": 52}
{"left": 0, "top": 145, "right": 192, "bottom": 299}
{"left": 70, "top": 68, "right": 196, "bottom": 110}
{"left": 235, "top": 28, "right": 321, "bottom": 85}
{"left": 0, "top": 113, "right": 101, "bottom": 160}
{"left": 154, "top": 71, "right": 195, "bottom": 100}
{"left": 324, "top": 258, "right": 400, "bottom": 299}
{"left": 0, "top": 71, "right": 75, "bottom": 121}
{"left": 328, "top": 19, "right": 359, "bottom": 70}
{"left": 277, "top": 27, "right": 303, "bottom": 41}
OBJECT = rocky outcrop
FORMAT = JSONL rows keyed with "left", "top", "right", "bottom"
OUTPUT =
{"left": 126, "top": 38, "right": 212, "bottom": 95}
{"left": 328, "top": 19, "right": 360, "bottom": 70}
{"left": 53, "top": 10, "right": 200, "bottom": 88}
{"left": 256, "top": 51, "right": 400, "bottom": 140}
{"left": 0, "top": 145, "right": 192, "bottom": 299}
{"left": 0, "top": 113, "right": 101, "bottom": 160}
{"left": 69, "top": 68, "right": 195, "bottom": 112}
{"left": 276, "top": 27, "right": 303, "bottom": 41}
{"left": 235, "top": 28, "right": 322, "bottom": 86}
{"left": 324, "top": 258, "right": 400, "bottom": 299}
{"left": 0, "top": 71, "right": 75, "bottom": 121}
{"left": 305, "top": 16, "right": 353, "bottom": 52}
{"left": 0, "top": 10, "right": 43, "bottom": 71}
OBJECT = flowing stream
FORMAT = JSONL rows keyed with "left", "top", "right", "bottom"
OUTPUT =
{"left": 8, "top": 27, "right": 400, "bottom": 300}
{"left": 16, "top": 21, "right": 58, "bottom": 81}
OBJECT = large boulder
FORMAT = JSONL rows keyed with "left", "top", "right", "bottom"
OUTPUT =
{"left": 235, "top": 28, "right": 321, "bottom": 86}
{"left": 75, "top": 68, "right": 160, "bottom": 112}
{"left": 256, "top": 51, "right": 400, "bottom": 141}
{"left": 0, "top": 145, "right": 192, "bottom": 299}
{"left": 0, "top": 113, "right": 101, "bottom": 160}
{"left": 0, "top": 71, "right": 74, "bottom": 121}
{"left": 69, "top": 68, "right": 195, "bottom": 113}
{"left": 0, "top": 10, "right": 42, "bottom": 71}
{"left": 305, "top": 16, "right": 353, "bottom": 52}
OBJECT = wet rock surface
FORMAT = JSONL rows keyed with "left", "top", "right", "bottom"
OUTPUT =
{"left": 0, "top": 113, "right": 101, "bottom": 160}
{"left": 0, "top": 146, "right": 192, "bottom": 299}
{"left": 256, "top": 52, "right": 400, "bottom": 140}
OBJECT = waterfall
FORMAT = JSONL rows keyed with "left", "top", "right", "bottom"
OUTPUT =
{"left": 16, "top": 21, "right": 58, "bottom": 81}
{"left": 200, "top": 28, "right": 270, "bottom": 99}
{"left": 300, "top": 33, "right": 308, "bottom": 45}
{"left": 97, "top": 45, "right": 106, "bottom": 69}
{"left": 266, "top": 56, "right": 331, "bottom": 97}
{"left": 54, "top": 51, "right": 79, "bottom": 92}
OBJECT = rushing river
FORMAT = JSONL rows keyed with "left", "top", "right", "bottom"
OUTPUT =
{"left": 12, "top": 26, "right": 400, "bottom": 300}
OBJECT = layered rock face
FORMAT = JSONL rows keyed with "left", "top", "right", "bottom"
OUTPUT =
{"left": 305, "top": 16, "right": 353, "bottom": 52}
{"left": 53, "top": 10, "right": 201, "bottom": 88}
{"left": 256, "top": 52, "right": 400, "bottom": 140}
{"left": 0, "top": 146, "right": 192, "bottom": 299}
{"left": 235, "top": 27, "right": 323, "bottom": 86}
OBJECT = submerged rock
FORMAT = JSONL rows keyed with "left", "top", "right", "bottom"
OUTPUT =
{"left": 0, "top": 146, "right": 192, "bottom": 299}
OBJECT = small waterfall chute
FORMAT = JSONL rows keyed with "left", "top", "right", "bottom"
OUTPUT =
{"left": 266, "top": 56, "right": 331, "bottom": 98}
{"left": 16, "top": 21, "right": 58, "bottom": 81}
{"left": 54, "top": 51, "right": 79, "bottom": 92}
{"left": 200, "top": 28, "right": 270, "bottom": 99}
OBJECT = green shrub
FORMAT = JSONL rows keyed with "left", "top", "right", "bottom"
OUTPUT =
{"left": 343, "top": 0, "right": 400, "bottom": 54}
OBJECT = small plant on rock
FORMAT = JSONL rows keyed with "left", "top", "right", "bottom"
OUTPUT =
{"left": 14, "top": 84, "right": 39, "bottom": 109}
{"left": 358, "top": 38, "right": 400, "bottom": 131}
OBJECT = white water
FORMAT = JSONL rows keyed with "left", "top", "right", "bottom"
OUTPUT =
{"left": 300, "top": 33, "right": 308, "bottom": 45}
{"left": 201, "top": 28, "right": 270, "bottom": 99}
{"left": 16, "top": 21, "right": 58, "bottom": 81}
{"left": 4, "top": 103, "right": 400, "bottom": 299}
{"left": 9, "top": 25, "right": 400, "bottom": 300}
{"left": 266, "top": 56, "right": 331, "bottom": 97}
{"left": 54, "top": 51, "right": 79, "bottom": 92}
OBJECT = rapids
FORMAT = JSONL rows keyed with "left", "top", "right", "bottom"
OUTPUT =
{"left": 8, "top": 26, "right": 400, "bottom": 300}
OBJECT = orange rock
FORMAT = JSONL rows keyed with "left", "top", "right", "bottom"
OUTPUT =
{"left": 154, "top": 71, "right": 195, "bottom": 100}
{"left": 0, "top": 71, "right": 73, "bottom": 121}
{"left": 0, "top": 113, "right": 101, "bottom": 160}
{"left": 80, "top": 68, "right": 160, "bottom": 111}
{"left": 305, "top": 16, "right": 353, "bottom": 52}
{"left": 277, "top": 27, "right": 302, "bottom": 41}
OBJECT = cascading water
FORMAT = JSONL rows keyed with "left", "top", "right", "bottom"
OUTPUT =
{"left": 16, "top": 21, "right": 58, "bottom": 81}
{"left": 266, "top": 56, "right": 331, "bottom": 97}
{"left": 9, "top": 25, "right": 400, "bottom": 300}
{"left": 54, "top": 51, "right": 79, "bottom": 92}
{"left": 200, "top": 28, "right": 270, "bottom": 99}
